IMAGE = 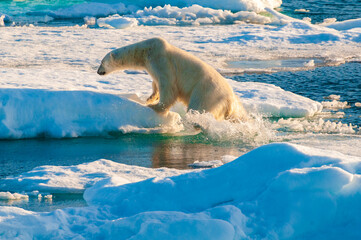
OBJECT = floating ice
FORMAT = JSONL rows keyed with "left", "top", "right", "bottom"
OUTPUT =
{"left": 324, "top": 94, "right": 341, "bottom": 101}
{"left": 322, "top": 18, "right": 361, "bottom": 31}
{"left": 295, "top": 9, "right": 310, "bottom": 13}
{"left": 0, "top": 159, "right": 189, "bottom": 193}
{"left": 0, "top": 89, "right": 182, "bottom": 139}
{"left": 230, "top": 81, "right": 323, "bottom": 118}
{"left": 97, "top": 0, "right": 282, "bottom": 13}
{"left": 0, "top": 192, "right": 28, "bottom": 201}
{"left": 0, "top": 68, "right": 322, "bottom": 139}
{"left": 189, "top": 155, "right": 237, "bottom": 168}
{"left": 0, "top": 15, "right": 4, "bottom": 27}
{"left": 97, "top": 15, "right": 139, "bottom": 28}
{"left": 1, "top": 143, "right": 361, "bottom": 239}
{"left": 274, "top": 118, "right": 356, "bottom": 134}
{"left": 321, "top": 100, "right": 349, "bottom": 110}
{"left": 84, "top": 16, "right": 96, "bottom": 25}
{"left": 96, "top": 4, "right": 272, "bottom": 28}
{"left": 303, "top": 59, "right": 315, "bottom": 67}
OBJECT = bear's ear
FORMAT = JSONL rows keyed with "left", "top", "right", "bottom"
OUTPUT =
{"left": 109, "top": 52, "right": 114, "bottom": 61}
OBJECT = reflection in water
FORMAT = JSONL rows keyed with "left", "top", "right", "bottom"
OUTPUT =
{"left": 151, "top": 139, "right": 241, "bottom": 169}
{"left": 0, "top": 133, "right": 243, "bottom": 178}
{"left": 0, "top": 134, "right": 243, "bottom": 212}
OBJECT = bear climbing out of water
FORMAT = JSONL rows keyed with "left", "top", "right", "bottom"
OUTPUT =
{"left": 97, "top": 37, "right": 248, "bottom": 121}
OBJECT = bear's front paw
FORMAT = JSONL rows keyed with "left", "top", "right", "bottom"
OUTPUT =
{"left": 148, "top": 102, "right": 167, "bottom": 114}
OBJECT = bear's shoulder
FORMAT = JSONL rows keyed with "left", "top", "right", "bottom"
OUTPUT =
{"left": 141, "top": 37, "right": 168, "bottom": 49}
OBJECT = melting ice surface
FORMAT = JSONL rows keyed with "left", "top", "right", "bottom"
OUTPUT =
{"left": 0, "top": 0, "right": 361, "bottom": 239}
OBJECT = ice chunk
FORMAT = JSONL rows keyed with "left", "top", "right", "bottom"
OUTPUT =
{"left": 0, "top": 89, "right": 182, "bottom": 139}
{"left": 323, "top": 18, "right": 361, "bottom": 31}
{"left": 324, "top": 94, "right": 341, "bottom": 101}
{"left": 229, "top": 80, "right": 323, "bottom": 118}
{"left": 0, "top": 192, "right": 28, "bottom": 201}
{"left": 321, "top": 100, "right": 349, "bottom": 109}
{"left": 97, "top": 15, "right": 138, "bottom": 28}
{"left": 96, "top": 4, "right": 272, "bottom": 28}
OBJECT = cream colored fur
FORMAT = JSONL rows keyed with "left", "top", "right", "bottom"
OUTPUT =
{"left": 97, "top": 37, "right": 247, "bottom": 121}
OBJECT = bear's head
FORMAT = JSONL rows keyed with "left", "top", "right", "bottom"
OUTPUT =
{"left": 97, "top": 51, "right": 117, "bottom": 76}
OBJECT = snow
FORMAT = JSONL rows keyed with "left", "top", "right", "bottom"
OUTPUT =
{"left": 0, "top": 159, "right": 188, "bottom": 193}
{"left": 97, "top": 15, "right": 138, "bottom": 29}
{"left": 50, "top": 0, "right": 282, "bottom": 17}
{"left": 230, "top": 81, "right": 322, "bottom": 118}
{"left": 321, "top": 100, "right": 349, "bottom": 110}
{"left": 0, "top": 70, "right": 322, "bottom": 139}
{"left": 0, "top": 192, "right": 28, "bottom": 201}
{"left": 322, "top": 18, "right": 361, "bottom": 31}
{"left": 1, "top": 143, "right": 361, "bottom": 239}
{"left": 0, "top": 88, "right": 182, "bottom": 138}
{"left": 273, "top": 117, "right": 356, "bottom": 134}
{"left": 324, "top": 94, "right": 341, "bottom": 100}
{"left": 1, "top": 11, "right": 360, "bottom": 73}
{"left": 0, "top": 4, "right": 360, "bottom": 238}
{"left": 96, "top": 4, "right": 272, "bottom": 27}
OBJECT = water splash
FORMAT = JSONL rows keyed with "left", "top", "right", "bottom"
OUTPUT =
{"left": 182, "top": 111, "right": 275, "bottom": 145}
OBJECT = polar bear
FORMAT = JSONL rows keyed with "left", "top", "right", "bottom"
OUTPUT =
{"left": 97, "top": 37, "right": 247, "bottom": 121}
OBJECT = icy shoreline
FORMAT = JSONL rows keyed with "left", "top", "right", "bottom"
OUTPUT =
{"left": 0, "top": 143, "right": 360, "bottom": 239}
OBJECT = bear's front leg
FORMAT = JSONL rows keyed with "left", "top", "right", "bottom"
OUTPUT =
{"left": 147, "top": 80, "right": 176, "bottom": 115}
{"left": 148, "top": 102, "right": 167, "bottom": 115}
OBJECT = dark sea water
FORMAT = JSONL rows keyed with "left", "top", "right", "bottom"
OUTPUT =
{"left": 232, "top": 63, "right": 361, "bottom": 126}
{"left": 281, "top": 0, "right": 361, "bottom": 23}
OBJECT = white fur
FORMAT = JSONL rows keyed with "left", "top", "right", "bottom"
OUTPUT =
{"left": 98, "top": 37, "right": 247, "bottom": 121}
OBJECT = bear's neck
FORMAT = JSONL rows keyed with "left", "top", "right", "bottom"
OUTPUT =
{"left": 112, "top": 44, "right": 148, "bottom": 71}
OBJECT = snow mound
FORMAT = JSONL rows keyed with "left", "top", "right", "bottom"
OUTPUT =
{"left": 0, "top": 74, "right": 322, "bottom": 139}
{"left": 321, "top": 100, "right": 349, "bottom": 109}
{"left": 1, "top": 143, "right": 361, "bottom": 239}
{"left": 49, "top": 0, "right": 282, "bottom": 18}
{"left": 230, "top": 80, "right": 323, "bottom": 118}
{"left": 0, "top": 89, "right": 182, "bottom": 139}
{"left": 322, "top": 18, "right": 361, "bottom": 31}
{"left": 96, "top": 4, "right": 272, "bottom": 28}
{"left": 0, "top": 192, "right": 28, "bottom": 201}
{"left": 0, "top": 159, "right": 188, "bottom": 194}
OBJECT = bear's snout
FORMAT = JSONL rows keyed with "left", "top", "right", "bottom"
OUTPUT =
{"left": 97, "top": 69, "right": 106, "bottom": 75}
{"left": 97, "top": 66, "right": 106, "bottom": 75}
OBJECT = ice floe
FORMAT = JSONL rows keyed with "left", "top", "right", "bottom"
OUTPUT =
{"left": 0, "top": 143, "right": 361, "bottom": 239}
{"left": 0, "top": 77, "right": 322, "bottom": 139}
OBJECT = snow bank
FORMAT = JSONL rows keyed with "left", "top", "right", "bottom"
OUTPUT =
{"left": 0, "top": 159, "right": 188, "bottom": 193}
{"left": 0, "top": 89, "right": 181, "bottom": 138}
{"left": 96, "top": 4, "right": 271, "bottom": 28}
{"left": 24, "top": 0, "right": 281, "bottom": 24}
{"left": 322, "top": 18, "right": 361, "bottom": 31}
{"left": 50, "top": 0, "right": 282, "bottom": 18}
{"left": 1, "top": 143, "right": 361, "bottom": 239}
{"left": 230, "top": 81, "right": 322, "bottom": 117}
{"left": 0, "top": 67, "right": 323, "bottom": 139}
{"left": 97, "top": 15, "right": 138, "bottom": 28}
{"left": 274, "top": 118, "right": 356, "bottom": 134}
{"left": 0, "top": 192, "right": 28, "bottom": 201}
{"left": 322, "top": 100, "right": 349, "bottom": 109}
